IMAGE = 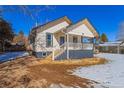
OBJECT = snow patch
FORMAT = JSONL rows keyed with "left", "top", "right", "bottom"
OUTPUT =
{"left": 73, "top": 53, "right": 124, "bottom": 88}
{"left": 0, "top": 52, "right": 29, "bottom": 62}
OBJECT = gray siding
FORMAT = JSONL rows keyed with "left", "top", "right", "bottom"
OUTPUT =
{"left": 33, "top": 50, "right": 93, "bottom": 60}
{"left": 33, "top": 51, "right": 52, "bottom": 58}
{"left": 55, "top": 50, "right": 93, "bottom": 60}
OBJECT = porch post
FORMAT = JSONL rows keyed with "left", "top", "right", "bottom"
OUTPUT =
{"left": 92, "top": 38, "right": 95, "bottom": 51}
{"left": 52, "top": 50, "right": 55, "bottom": 60}
{"left": 66, "top": 33, "right": 69, "bottom": 59}
{"left": 81, "top": 35, "right": 83, "bottom": 49}
{"left": 52, "top": 33, "right": 54, "bottom": 60}
{"left": 81, "top": 33, "right": 84, "bottom": 49}
{"left": 117, "top": 45, "right": 120, "bottom": 54}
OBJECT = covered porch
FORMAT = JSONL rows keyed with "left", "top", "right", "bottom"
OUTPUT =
{"left": 46, "top": 19, "right": 98, "bottom": 60}
{"left": 50, "top": 29, "right": 95, "bottom": 60}
{"left": 52, "top": 30, "right": 94, "bottom": 50}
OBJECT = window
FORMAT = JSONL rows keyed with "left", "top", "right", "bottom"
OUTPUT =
{"left": 82, "top": 37, "right": 91, "bottom": 43}
{"left": 42, "top": 52, "right": 47, "bottom": 57}
{"left": 73, "top": 36, "right": 78, "bottom": 43}
{"left": 46, "top": 33, "right": 52, "bottom": 47}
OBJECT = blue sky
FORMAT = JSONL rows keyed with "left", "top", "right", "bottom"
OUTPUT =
{"left": 1, "top": 5, "right": 124, "bottom": 41}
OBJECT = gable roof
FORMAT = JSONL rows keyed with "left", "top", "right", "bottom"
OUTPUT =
{"left": 66, "top": 18, "right": 99, "bottom": 38}
{"left": 31, "top": 16, "right": 72, "bottom": 33}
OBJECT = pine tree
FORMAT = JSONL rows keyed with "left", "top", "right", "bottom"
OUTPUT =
{"left": 100, "top": 33, "right": 108, "bottom": 43}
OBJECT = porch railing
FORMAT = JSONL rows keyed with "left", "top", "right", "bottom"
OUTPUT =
{"left": 52, "top": 42, "right": 94, "bottom": 60}
{"left": 68, "top": 43, "right": 93, "bottom": 50}
{"left": 82, "top": 43, "right": 94, "bottom": 50}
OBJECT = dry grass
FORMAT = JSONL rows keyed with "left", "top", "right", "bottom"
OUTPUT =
{"left": 0, "top": 56, "right": 107, "bottom": 88}
{"left": 39, "top": 57, "right": 107, "bottom": 66}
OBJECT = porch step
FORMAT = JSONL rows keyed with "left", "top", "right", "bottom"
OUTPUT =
{"left": 45, "top": 49, "right": 65, "bottom": 60}
{"left": 55, "top": 50, "right": 67, "bottom": 60}
{"left": 45, "top": 53, "right": 53, "bottom": 60}
{"left": 54, "top": 49, "right": 65, "bottom": 59}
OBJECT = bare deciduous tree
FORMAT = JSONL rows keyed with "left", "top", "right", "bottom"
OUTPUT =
{"left": 0, "top": 5, "right": 55, "bottom": 52}
{"left": 0, "top": 5, "right": 55, "bottom": 25}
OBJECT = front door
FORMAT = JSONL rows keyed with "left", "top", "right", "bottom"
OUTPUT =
{"left": 60, "top": 36, "right": 65, "bottom": 45}
{"left": 73, "top": 36, "right": 78, "bottom": 43}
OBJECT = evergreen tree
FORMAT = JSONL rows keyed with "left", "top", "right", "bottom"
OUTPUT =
{"left": 100, "top": 33, "right": 108, "bottom": 43}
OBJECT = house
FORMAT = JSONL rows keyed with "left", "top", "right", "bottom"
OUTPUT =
{"left": 29, "top": 16, "right": 99, "bottom": 60}
{"left": 97, "top": 41, "right": 124, "bottom": 54}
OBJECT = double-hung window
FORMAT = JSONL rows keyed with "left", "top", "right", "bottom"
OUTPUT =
{"left": 46, "top": 33, "right": 53, "bottom": 47}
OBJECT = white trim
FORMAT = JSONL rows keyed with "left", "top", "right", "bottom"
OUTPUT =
{"left": 52, "top": 50, "right": 55, "bottom": 60}
{"left": 66, "top": 33, "right": 69, "bottom": 59}
{"left": 44, "top": 21, "right": 69, "bottom": 33}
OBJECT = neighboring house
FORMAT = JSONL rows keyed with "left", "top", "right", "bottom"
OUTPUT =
{"left": 97, "top": 41, "right": 124, "bottom": 54}
{"left": 29, "top": 16, "right": 99, "bottom": 60}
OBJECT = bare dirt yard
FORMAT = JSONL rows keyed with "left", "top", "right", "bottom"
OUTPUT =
{"left": 0, "top": 56, "right": 107, "bottom": 88}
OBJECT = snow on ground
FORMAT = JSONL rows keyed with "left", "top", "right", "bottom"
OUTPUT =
{"left": 0, "top": 52, "right": 29, "bottom": 62}
{"left": 73, "top": 53, "right": 124, "bottom": 88}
